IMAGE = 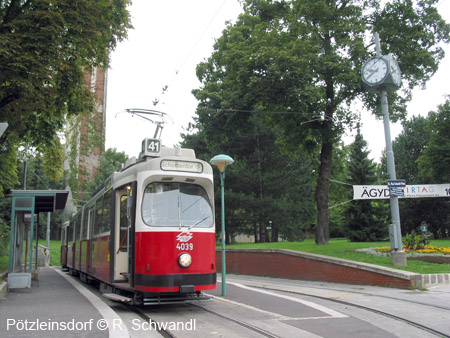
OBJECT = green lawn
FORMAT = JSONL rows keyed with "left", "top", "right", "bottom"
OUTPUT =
{"left": 0, "top": 240, "right": 62, "bottom": 273}
{"left": 0, "top": 255, "right": 8, "bottom": 276}
{"left": 38, "top": 240, "right": 61, "bottom": 267}
{"left": 223, "top": 238, "right": 450, "bottom": 274}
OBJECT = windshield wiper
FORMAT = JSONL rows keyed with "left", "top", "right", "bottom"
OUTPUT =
{"left": 178, "top": 194, "right": 183, "bottom": 229}
{"left": 189, "top": 216, "right": 210, "bottom": 230}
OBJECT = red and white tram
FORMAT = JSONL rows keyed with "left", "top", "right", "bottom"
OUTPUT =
{"left": 61, "top": 138, "right": 216, "bottom": 304}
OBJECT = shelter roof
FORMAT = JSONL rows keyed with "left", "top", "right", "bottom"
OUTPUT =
{"left": 10, "top": 190, "right": 69, "bottom": 213}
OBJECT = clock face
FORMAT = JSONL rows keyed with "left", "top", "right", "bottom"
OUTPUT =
{"left": 362, "top": 58, "right": 388, "bottom": 85}
{"left": 390, "top": 61, "right": 401, "bottom": 86}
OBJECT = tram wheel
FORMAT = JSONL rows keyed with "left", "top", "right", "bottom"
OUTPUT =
{"left": 133, "top": 292, "right": 144, "bottom": 306}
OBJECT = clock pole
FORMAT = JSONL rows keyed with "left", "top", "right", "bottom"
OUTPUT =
{"left": 374, "top": 33, "right": 406, "bottom": 266}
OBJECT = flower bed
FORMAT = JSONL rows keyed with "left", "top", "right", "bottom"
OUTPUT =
{"left": 357, "top": 246, "right": 450, "bottom": 264}
{"left": 375, "top": 245, "right": 450, "bottom": 255}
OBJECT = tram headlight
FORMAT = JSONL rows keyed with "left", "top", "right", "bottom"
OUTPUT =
{"left": 178, "top": 253, "right": 192, "bottom": 268}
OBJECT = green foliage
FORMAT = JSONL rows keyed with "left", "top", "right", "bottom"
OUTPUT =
{"left": 403, "top": 231, "right": 429, "bottom": 251}
{"left": 0, "top": 209, "right": 9, "bottom": 258}
{"left": 0, "top": 138, "right": 19, "bottom": 196}
{"left": 65, "top": 109, "right": 111, "bottom": 204}
{"left": 418, "top": 97, "right": 450, "bottom": 183}
{"left": 183, "top": 117, "right": 315, "bottom": 244}
{"left": 329, "top": 142, "right": 351, "bottom": 237}
{"left": 394, "top": 116, "right": 429, "bottom": 183}
{"left": 84, "top": 148, "right": 128, "bottom": 198}
{"left": 344, "top": 129, "right": 388, "bottom": 241}
{"left": 0, "top": 0, "right": 132, "bottom": 196}
{"left": 193, "top": 0, "right": 450, "bottom": 245}
{"left": 389, "top": 98, "right": 450, "bottom": 238}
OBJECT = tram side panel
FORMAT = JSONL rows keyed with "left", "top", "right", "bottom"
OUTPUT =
{"left": 90, "top": 234, "right": 110, "bottom": 281}
{"left": 80, "top": 240, "right": 88, "bottom": 272}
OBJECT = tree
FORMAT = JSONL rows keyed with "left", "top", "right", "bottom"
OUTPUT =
{"left": 182, "top": 115, "right": 316, "bottom": 243}
{"left": 418, "top": 97, "right": 450, "bottom": 183}
{"left": 329, "top": 142, "right": 351, "bottom": 238}
{"left": 0, "top": 152, "right": 67, "bottom": 243}
{"left": 394, "top": 116, "right": 429, "bottom": 184}
{"left": 416, "top": 98, "right": 450, "bottom": 237}
{"left": 193, "top": 0, "right": 450, "bottom": 244}
{"left": 0, "top": 0, "right": 132, "bottom": 196}
{"left": 392, "top": 115, "right": 431, "bottom": 235}
{"left": 344, "top": 128, "right": 387, "bottom": 241}
{"left": 386, "top": 101, "right": 450, "bottom": 238}
{"left": 83, "top": 148, "right": 128, "bottom": 199}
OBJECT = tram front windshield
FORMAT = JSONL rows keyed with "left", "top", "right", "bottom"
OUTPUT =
{"left": 142, "top": 182, "right": 213, "bottom": 227}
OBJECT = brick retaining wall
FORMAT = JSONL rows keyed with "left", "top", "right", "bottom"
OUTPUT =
{"left": 216, "top": 249, "right": 424, "bottom": 289}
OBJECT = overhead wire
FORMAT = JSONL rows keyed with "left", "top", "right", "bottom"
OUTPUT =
{"left": 153, "top": 0, "right": 229, "bottom": 107}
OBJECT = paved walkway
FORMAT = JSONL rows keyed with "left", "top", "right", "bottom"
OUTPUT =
{"left": 0, "top": 267, "right": 128, "bottom": 338}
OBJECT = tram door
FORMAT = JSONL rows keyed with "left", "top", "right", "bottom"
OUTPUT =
{"left": 114, "top": 189, "right": 130, "bottom": 281}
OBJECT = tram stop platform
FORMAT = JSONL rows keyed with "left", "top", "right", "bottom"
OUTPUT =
{"left": 0, "top": 267, "right": 129, "bottom": 338}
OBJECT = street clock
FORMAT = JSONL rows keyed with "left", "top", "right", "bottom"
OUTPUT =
{"left": 361, "top": 54, "right": 401, "bottom": 92}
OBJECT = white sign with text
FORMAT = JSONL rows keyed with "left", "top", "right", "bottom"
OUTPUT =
{"left": 353, "top": 184, "right": 450, "bottom": 200}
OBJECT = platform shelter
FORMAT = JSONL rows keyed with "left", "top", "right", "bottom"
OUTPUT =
{"left": 8, "top": 190, "right": 68, "bottom": 289}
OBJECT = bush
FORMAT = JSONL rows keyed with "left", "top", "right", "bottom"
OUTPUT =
{"left": 403, "top": 231, "right": 429, "bottom": 250}
{"left": 0, "top": 219, "right": 9, "bottom": 258}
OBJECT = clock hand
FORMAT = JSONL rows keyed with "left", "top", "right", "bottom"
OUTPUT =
{"left": 364, "top": 68, "right": 377, "bottom": 79}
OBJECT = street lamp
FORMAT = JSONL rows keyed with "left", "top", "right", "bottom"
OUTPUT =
{"left": 210, "top": 154, "right": 234, "bottom": 296}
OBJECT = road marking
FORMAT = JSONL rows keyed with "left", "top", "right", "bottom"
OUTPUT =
{"left": 228, "top": 281, "right": 348, "bottom": 319}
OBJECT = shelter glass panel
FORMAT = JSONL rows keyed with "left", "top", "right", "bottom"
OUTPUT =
{"left": 15, "top": 198, "right": 32, "bottom": 209}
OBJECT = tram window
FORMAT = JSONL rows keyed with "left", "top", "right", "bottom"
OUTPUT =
{"left": 119, "top": 195, "right": 128, "bottom": 251}
{"left": 82, "top": 211, "right": 88, "bottom": 240}
{"left": 75, "top": 213, "right": 82, "bottom": 241}
{"left": 142, "top": 182, "right": 213, "bottom": 227}
{"left": 68, "top": 221, "right": 74, "bottom": 243}
{"left": 94, "top": 197, "right": 103, "bottom": 235}
{"left": 61, "top": 228, "right": 66, "bottom": 245}
{"left": 101, "top": 190, "right": 112, "bottom": 233}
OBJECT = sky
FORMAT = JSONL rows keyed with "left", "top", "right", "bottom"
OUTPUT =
{"left": 105, "top": 0, "right": 450, "bottom": 161}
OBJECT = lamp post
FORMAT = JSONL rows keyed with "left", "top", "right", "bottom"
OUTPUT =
{"left": 210, "top": 154, "right": 234, "bottom": 296}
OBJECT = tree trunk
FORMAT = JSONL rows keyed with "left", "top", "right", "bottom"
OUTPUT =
{"left": 315, "top": 61, "right": 335, "bottom": 245}
{"left": 257, "top": 135, "right": 267, "bottom": 243}
{"left": 315, "top": 138, "right": 333, "bottom": 245}
{"left": 259, "top": 222, "right": 266, "bottom": 243}
{"left": 254, "top": 223, "right": 259, "bottom": 243}
{"left": 271, "top": 223, "right": 278, "bottom": 242}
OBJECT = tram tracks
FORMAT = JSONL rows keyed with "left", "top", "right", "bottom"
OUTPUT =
{"left": 188, "top": 302, "right": 279, "bottom": 338}
{"left": 253, "top": 284, "right": 450, "bottom": 338}
{"left": 126, "top": 304, "right": 176, "bottom": 338}
{"left": 112, "top": 279, "right": 450, "bottom": 337}
{"left": 128, "top": 301, "right": 280, "bottom": 338}
{"left": 273, "top": 282, "right": 450, "bottom": 311}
